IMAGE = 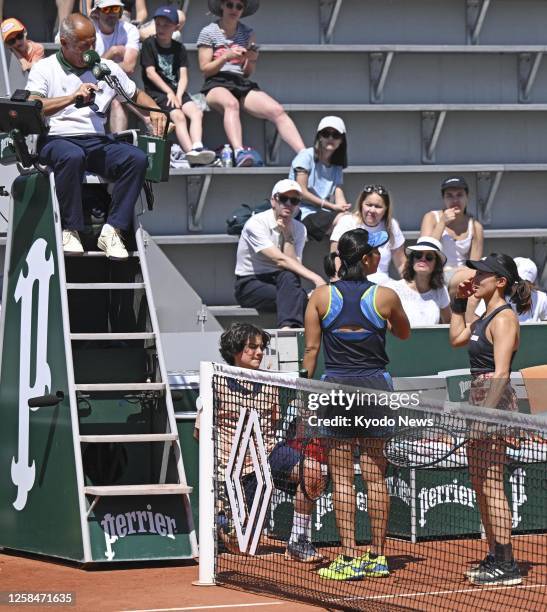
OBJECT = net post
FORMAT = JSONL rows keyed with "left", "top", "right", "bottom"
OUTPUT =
{"left": 194, "top": 360, "right": 216, "bottom": 586}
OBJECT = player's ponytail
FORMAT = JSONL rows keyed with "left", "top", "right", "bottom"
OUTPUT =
{"left": 510, "top": 279, "right": 533, "bottom": 315}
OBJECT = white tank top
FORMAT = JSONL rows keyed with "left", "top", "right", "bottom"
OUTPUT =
{"left": 433, "top": 211, "right": 474, "bottom": 268}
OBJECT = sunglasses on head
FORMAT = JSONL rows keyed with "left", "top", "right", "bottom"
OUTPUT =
{"left": 6, "top": 32, "right": 25, "bottom": 45}
{"left": 412, "top": 251, "right": 436, "bottom": 262}
{"left": 100, "top": 5, "right": 123, "bottom": 14}
{"left": 363, "top": 184, "right": 388, "bottom": 196}
{"left": 319, "top": 129, "right": 342, "bottom": 139}
{"left": 224, "top": 1, "right": 244, "bottom": 10}
{"left": 275, "top": 194, "right": 301, "bottom": 206}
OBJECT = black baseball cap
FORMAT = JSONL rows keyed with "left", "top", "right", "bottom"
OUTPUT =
{"left": 441, "top": 176, "right": 469, "bottom": 193}
{"left": 466, "top": 255, "right": 514, "bottom": 279}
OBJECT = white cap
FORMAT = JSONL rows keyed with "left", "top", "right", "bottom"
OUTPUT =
{"left": 91, "top": 0, "right": 123, "bottom": 14}
{"left": 317, "top": 116, "right": 346, "bottom": 135}
{"left": 514, "top": 257, "right": 538, "bottom": 283}
{"left": 271, "top": 179, "right": 302, "bottom": 197}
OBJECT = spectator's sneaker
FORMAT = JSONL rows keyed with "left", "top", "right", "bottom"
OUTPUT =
{"left": 186, "top": 148, "right": 216, "bottom": 166}
{"left": 285, "top": 535, "right": 324, "bottom": 563}
{"left": 465, "top": 553, "right": 495, "bottom": 579}
{"left": 469, "top": 559, "right": 522, "bottom": 586}
{"left": 62, "top": 229, "right": 84, "bottom": 254}
{"left": 318, "top": 552, "right": 369, "bottom": 580}
{"left": 170, "top": 144, "right": 185, "bottom": 161}
{"left": 97, "top": 224, "right": 128, "bottom": 260}
{"left": 235, "top": 149, "right": 255, "bottom": 167}
{"left": 363, "top": 554, "right": 390, "bottom": 577}
{"left": 170, "top": 157, "right": 190, "bottom": 169}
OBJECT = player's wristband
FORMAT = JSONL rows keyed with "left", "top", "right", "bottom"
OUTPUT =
{"left": 452, "top": 298, "right": 468, "bottom": 314}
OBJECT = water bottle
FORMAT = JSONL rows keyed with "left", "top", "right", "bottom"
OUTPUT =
{"left": 221, "top": 144, "right": 233, "bottom": 168}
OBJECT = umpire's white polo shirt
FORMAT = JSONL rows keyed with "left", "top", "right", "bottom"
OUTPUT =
{"left": 26, "top": 52, "right": 136, "bottom": 136}
{"left": 235, "top": 209, "right": 307, "bottom": 276}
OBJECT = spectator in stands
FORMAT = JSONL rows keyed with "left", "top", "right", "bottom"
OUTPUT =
{"left": 90, "top": 0, "right": 140, "bottom": 132}
{"left": 56, "top": 1, "right": 78, "bottom": 38}
{"left": 86, "top": 0, "right": 172, "bottom": 42}
{"left": 385, "top": 237, "right": 451, "bottom": 326}
{"left": 1, "top": 18, "right": 44, "bottom": 72}
{"left": 289, "top": 116, "right": 351, "bottom": 242}
{"left": 420, "top": 176, "right": 484, "bottom": 297}
{"left": 474, "top": 257, "right": 547, "bottom": 323}
{"left": 304, "top": 228, "right": 410, "bottom": 581}
{"left": 330, "top": 184, "right": 406, "bottom": 284}
{"left": 138, "top": 7, "right": 186, "bottom": 42}
{"left": 27, "top": 13, "right": 165, "bottom": 258}
{"left": 194, "top": 322, "right": 326, "bottom": 563}
{"left": 85, "top": 0, "right": 148, "bottom": 24}
{"left": 197, "top": 0, "right": 305, "bottom": 167}
{"left": 141, "top": 6, "right": 215, "bottom": 167}
{"left": 234, "top": 179, "right": 325, "bottom": 328}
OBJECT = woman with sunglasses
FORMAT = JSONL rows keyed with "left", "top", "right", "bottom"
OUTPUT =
{"left": 1, "top": 18, "right": 44, "bottom": 73}
{"left": 289, "top": 116, "right": 350, "bottom": 241}
{"left": 330, "top": 184, "right": 405, "bottom": 284}
{"left": 197, "top": 0, "right": 304, "bottom": 167}
{"left": 385, "top": 237, "right": 451, "bottom": 326}
{"left": 450, "top": 254, "right": 531, "bottom": 586}
{"left": 303, "top": 228, "right": 410, "bottom": 581}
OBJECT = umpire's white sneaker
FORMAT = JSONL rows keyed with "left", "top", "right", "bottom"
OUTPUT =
{"left": 62, "top": 229, "right": 84, "bottom": 254}
{"left": 97, "top": 223, "right": 128, "bottom": 260}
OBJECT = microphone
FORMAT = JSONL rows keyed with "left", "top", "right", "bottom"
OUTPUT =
{"left": 82, "top": 49, "right": 111, "bottom": 81}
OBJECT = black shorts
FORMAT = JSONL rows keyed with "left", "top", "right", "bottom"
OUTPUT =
{"left": 300, "top": 210, "right": 336, "bottom": 242}
{"left": 313, "top": 372, "right": 396, "bottom": 439}
{"left": 201, "top": 72, "right": 260, "bottom": 101}
{"left": 150, "top": 91, "right": 193, "bottom": 114}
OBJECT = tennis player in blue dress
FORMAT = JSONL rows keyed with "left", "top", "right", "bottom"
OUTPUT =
{"left": 303, "top": 228, "right": 410, "bottom": 581}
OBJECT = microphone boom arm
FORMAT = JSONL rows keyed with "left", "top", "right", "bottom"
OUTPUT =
{"left": 105, "top": 73, "right": 170, "bottom": 140}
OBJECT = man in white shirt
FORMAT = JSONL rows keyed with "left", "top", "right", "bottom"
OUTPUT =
{"left": 235, "top": 179, "right": 325, "bottom": 328}
{"left": 27, "top": 13, "right": 165, "bottom": 259}
{"left": 91, "top": 0, "right": 140, "bottom": 131}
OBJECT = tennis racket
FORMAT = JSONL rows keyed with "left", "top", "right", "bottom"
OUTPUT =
{"left": 298, "top": 436, "right": 330, "bottom": 501}
{"left": 383, "top": 424, "right": 522, "bottom": 469}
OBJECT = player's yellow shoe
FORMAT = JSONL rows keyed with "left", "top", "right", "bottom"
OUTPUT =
{"left": 318, "top": 552, "right": 370, "bottom": 581}
{"left": 363, "top": 554, "right": 390, "bottom": 577}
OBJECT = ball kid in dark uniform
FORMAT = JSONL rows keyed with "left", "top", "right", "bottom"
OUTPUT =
{"left": 449, "top": 253, "right": 532, "bottom": 587}
{"left": 303, "top": 228, "right": 410, "bottom": 581}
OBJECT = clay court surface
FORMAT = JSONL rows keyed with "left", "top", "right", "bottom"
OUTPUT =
{"left": 217, "top": 534, "right": 546, "bottom": 611}
{"left": 1, "top": 534, "right": 546, "bottom": 611}
{"left": 0, "top": 552, "right": 318, "bottom": 611}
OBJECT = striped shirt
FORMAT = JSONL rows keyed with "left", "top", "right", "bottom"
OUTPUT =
{"left": 196, "top": 21, "right": 253, "bottom": 76}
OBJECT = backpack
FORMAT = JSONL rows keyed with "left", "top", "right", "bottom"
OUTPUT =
{"left": 226, "top": 199, "right": 271, "bottom": 235}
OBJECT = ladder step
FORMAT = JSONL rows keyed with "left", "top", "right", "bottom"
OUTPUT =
{"left": 70, "top": 332, "right": 156, "bottom": 340}
{"left": 65, "top": 251, "right": 139, "bottom": 258}
{"left": 75, "top": 382, "right": 166, "bottom": 391}
{"left": 66, "top": 283, "right": 145, "bottom": 290}
{"left": 80, "top": 433, "right": 178, "bottom": 443}
{"left": 84, "top": 484, "right": 192, "bottom": 496}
